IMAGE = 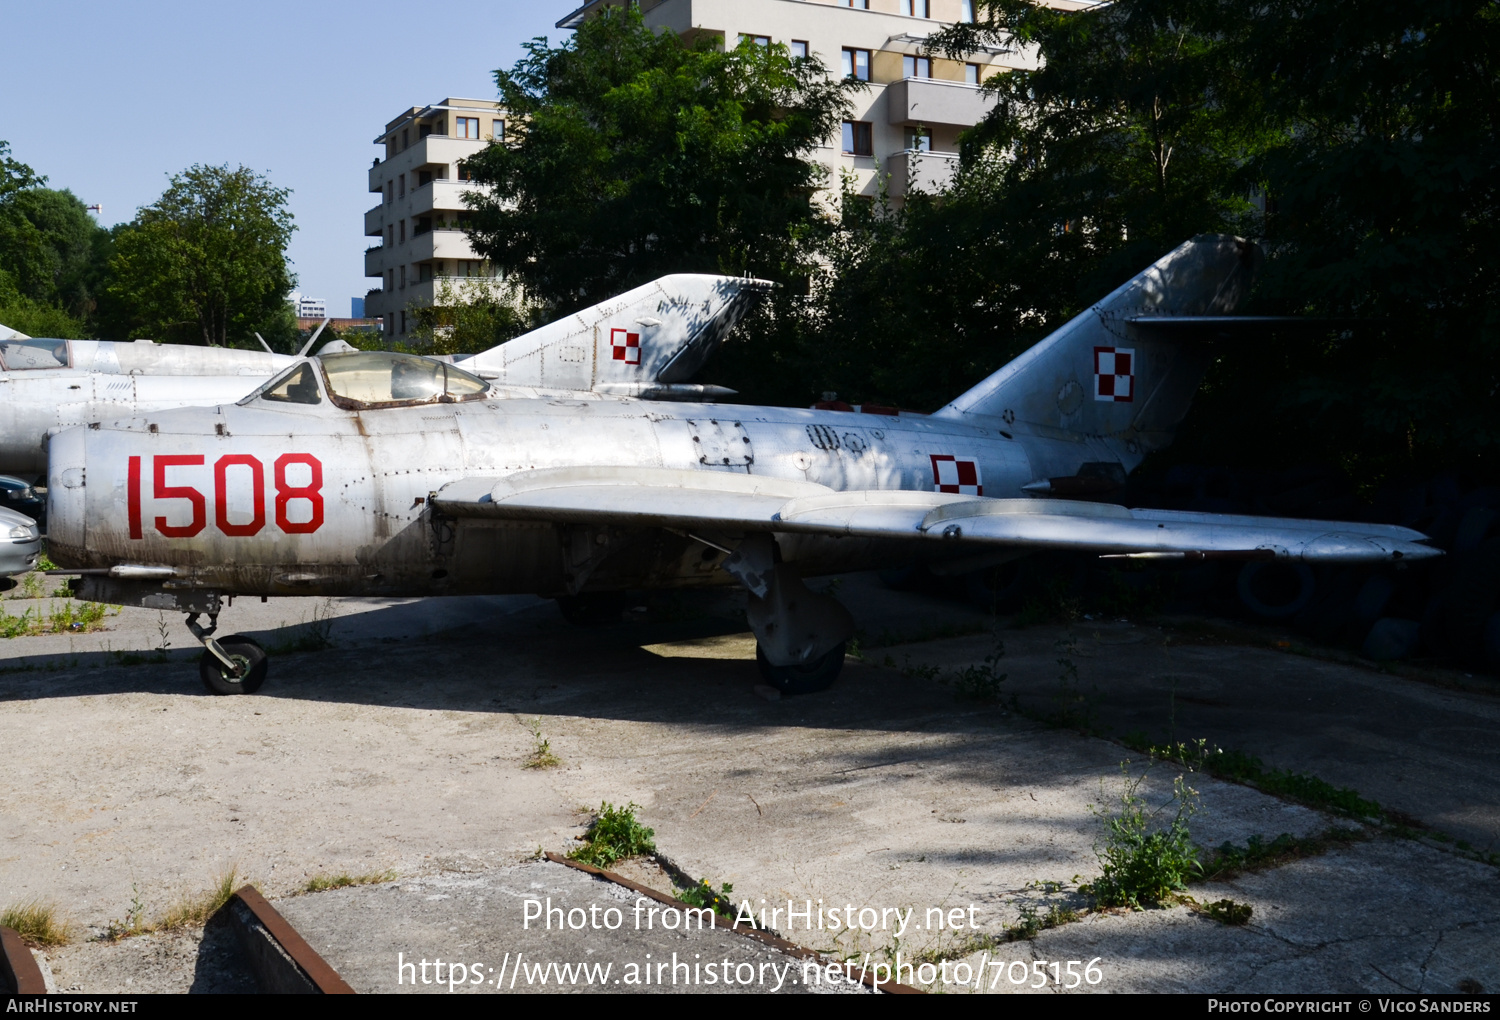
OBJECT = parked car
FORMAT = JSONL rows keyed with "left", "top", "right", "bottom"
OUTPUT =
{"left": 0, "top": 505, "right": 40, "bottom": 577}
{"left": 0, "top": 475, "right": 44, "bottom": 528}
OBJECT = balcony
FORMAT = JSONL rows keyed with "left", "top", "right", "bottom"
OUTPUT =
{"left": 408, "top": 227, "right": 480, "bottom": 263}
{"left": 885, "top": 149, "right": 961, "bottom": 198}
{"left": 367, "top": 134, "right": 493, "bottom": 192}
{"left": 886, "top": 78, "right": 996, "bottom": 128}
{"left": 364, "top": 204, "right": 386, "bottom": 237}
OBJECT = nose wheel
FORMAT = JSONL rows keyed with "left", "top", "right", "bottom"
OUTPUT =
{"left": 186, "top": 613, "right": 269, "bottom": 695}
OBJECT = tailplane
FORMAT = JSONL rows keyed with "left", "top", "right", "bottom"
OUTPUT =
{"left": 934, "top": 235, "right": 1261, "bottom": 465}
{"left": 456, "top": 275, "right": 771, "bottom": 398}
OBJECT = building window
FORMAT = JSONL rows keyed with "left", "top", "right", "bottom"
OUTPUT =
{"left": 401, "top": 128, "right": 409, "bottom": 150}
{"left": 455, "top": 117, "right": 479, "bottom": 140}
{"left": 903, "top": 55, "right": 932, "bottom": 78}
{"left": 790, "top": 40, "right": 809, "bottom": 60}
{"left": 841, "top": 120, "right": 873, "bottom": 157}
{"left": 400, "top": 310, "right": 406, "bottom": 334}
{"left": 844, "top": 0, "right": 869, "bottom": 7}
{"left": 739, "top": 33, "right": 771, "bottom": 47}
{"left": 386, "top": 270, "right": 394, "bottom": 292}
{"left": 399, "top": 266, "right": 407, "bottom": 289}
{"left": 418, "top": 263, "right": 433, "bottom": 283}
{"left": 842, "top": 48, "right": 871, "bottom": 81}
{"left": 387, "top": 225, "right": 394, "bottom": 247}
{"left": 901, "top": 0, "right": 929, "bottom": 15}
{"left": 960, "top": 0, "right": 975, "bottom": 21}
{"left": 399, "top": 220, "right": 406, "bottom": 244}
{"left": 905, "top": 127, "right": 933, "bottom": 151}
{"left": 492, "top": 119, "right": 505, "bottom": 141}
{"left": 385, "top": 181, "right": 393, "bottom": 206}
{"left": 398, "top": 174, "right": 406, "bottom": 198}
{"left": 966, "top": 63, "right": 982, "bottom": 84}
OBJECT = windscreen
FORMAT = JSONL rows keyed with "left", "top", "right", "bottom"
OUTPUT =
{"left": 317, "top": 351, "right": 489, "bottom": 409}
{"left": 0, "top": 339, "right": 70, "bottom": 370}
{"left": 241, "top": 362, "right": 323, "bottom": 406}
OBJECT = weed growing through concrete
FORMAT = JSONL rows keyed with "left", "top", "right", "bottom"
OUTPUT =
{"left": 101, "top": 885, "right": 147, "bottom": 940}
{"left": 1051, "top": 634, "right": 1097, "bottom": 730}
{"left": 99, "top": 869, "right": 243, "bottom": 940}
{"left": 0, "top": 600, "right": 114, "bottom": 638}
{"left": 951, "top": 636, "right": 1007, "bottom": 702}
{"left": 302, "top": 870, "right": 398, "bottom": 894}
{"left": 1018, "top": 578, "right": 1083, "bottom": 627}
{"left": 522, "top": 718, "right": 562, "bottom": 770}
{"left": 1, "top": 901, "right": 72, "bottom": 948}
{"left": 269, "top": 599, "right": 336, "bottom": 655}
{"left": 569, "top": 802, "right": 655, "bottom": 869}
{"left": 1083, "top": 765, "right": 1202, "bottom": 909}
{"left": 1204, "top": 898, "right": 1253, "bottom": 925}
{"left": 674, "top": 879, "right": 736, "bottom": 920}
{"left": 1202, "top": 829, "right": 1365, "bottom": 881}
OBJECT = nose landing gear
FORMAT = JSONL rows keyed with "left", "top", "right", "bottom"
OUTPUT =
{"left": 186, "top": 613, "right": 269, "bottom": 695}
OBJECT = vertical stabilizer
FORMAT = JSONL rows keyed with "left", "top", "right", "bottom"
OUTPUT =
{"left": 934, "top": 235, "right": 1260, "bottom": 465}
{"left": 0, "top": 324, "right": 31, "bottom": 341}
{"left": 456, "top": 275, "right": 771, "bottom": 396}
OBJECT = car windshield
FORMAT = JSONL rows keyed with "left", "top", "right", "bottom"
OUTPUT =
{"left": 0, "top": 339, "right": 70, "bottom": 370}
{"left": 317, "top": 351, "right": 489, "bottom": 409}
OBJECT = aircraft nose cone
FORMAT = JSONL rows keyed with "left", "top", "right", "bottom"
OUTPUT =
{"left": 47, "top": 426, "right": 89, "bottom": 566}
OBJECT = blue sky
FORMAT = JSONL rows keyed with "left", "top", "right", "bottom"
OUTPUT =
{"left": 0, "top": 0, "right": 579, "bottom": 317}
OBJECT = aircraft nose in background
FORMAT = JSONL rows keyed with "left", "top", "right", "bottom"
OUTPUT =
{"left": 47, "top": 425, "right": 89, "bottom": 563}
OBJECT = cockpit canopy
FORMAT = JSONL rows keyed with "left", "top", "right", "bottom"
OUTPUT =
{"left": 242, "top": 351, "right": 490, "bottom": 410}
{"left": 0, "top": 339, "right": 70, "bottom": 370}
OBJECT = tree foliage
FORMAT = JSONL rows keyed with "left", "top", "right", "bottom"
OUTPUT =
{"left": 105, "top": 164, "right": 296, "bottom": 346}
{"left": 463, "top": 7, "right": 859, "bottom": 315}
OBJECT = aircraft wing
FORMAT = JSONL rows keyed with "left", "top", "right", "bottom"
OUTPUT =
{"left": 431, "top": 467, "right": 1439, "bottom": 564}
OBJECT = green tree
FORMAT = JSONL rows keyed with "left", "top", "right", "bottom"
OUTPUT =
{"left": 106, "top": 164, "right": 295, "bottom": 346}
{"left": 462, "top": 7, "right": 859, "bottom": 315}
{"left": 406, "top": 276, "right": 536, "bottom": 356}
{"left": 0, "top": 141, "right": 94, "bottom": 337}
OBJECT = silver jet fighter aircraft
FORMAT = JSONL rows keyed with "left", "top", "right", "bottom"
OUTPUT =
{"left": 0, "top": 275, "right": 767, "bottom": 478}
{"left": 45, "top": 236, "right": 1439, "bottom": 695}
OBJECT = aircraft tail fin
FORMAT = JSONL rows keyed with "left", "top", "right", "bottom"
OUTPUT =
{"left": 0, "top": 324, "right": 31, "bottom": 341}
{"left": 456, "top": 275, "right": 771, "bottom": 395}
{"left": 933, "top": 235, "right": 1261, "bottom": 466}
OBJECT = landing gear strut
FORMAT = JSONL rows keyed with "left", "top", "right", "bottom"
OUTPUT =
{"left": 720, "top": 534, "right": 855, "bottom": 697}
{"left": 186, "top": 613, "right": 269, "bottom": 695}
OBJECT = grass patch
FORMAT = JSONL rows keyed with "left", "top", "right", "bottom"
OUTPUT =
{"left": 951, "top": 637, "right": 1008, "bottom": 702}
{"left": 154, "top": 868, "right": 241, "bottom": 932}
{"left": 1201, "top": 828, "right": 1365, "bottom": 881}
{"left": 101, "top": 869, "right": 243, "bottom": 940}
{"left": 522, "top": 718, "right": 562, "bottom": 770}
{"left": 1202, "top": 898, "right": 1254, "bottom": 925}
{"left": 1129, "top": 737, "right": 1384, "bottom": 822}
{"left": 568, "top": 802, "right": 655, "bottom": 869}
{"left": 0, "top": 600, "right": 114, "bottom": 638}
{"left": 303, "top": 870, "right": 397, "bottom": 894}
{"left": 1, "top": 901, "right": 72, "bottom": 948}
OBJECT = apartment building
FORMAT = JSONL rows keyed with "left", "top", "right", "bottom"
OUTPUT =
{"left": 364, "top": 98, "right": 505, "bottom": 339}
{"left": 557, "top": 0, "right": 1094, "bottom": 203}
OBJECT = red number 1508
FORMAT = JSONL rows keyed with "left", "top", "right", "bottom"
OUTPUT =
{"left": 127, "top": 454, "right": 324, "bottom": 539}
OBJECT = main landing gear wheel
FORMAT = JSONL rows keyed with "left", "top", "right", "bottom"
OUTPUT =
{"left": 199, "top": 635, "right": 268, "bottom": 696}
{"left": 756, "top": 641, "right": 846, "bottom": 696}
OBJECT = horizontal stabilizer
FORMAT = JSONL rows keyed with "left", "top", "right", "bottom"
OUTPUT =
{"left": 431, "top": 467, "right": 1440, "bottom": 565}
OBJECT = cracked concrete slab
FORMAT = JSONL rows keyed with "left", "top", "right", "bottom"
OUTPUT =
{"left": 272, "top": 861, "right": 870, "bottom": 994}
{"left": 933, "top": 838, "right": 1500, "bottom": 994}
{"left": 2, "top": 573, "right": 1497, "bottom": 993}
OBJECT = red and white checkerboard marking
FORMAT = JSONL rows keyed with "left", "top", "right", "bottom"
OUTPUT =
{"left": 931, "top": 455, "right": 983, "bottom": 496}
{"left": 1094, "top": 346, "right": 1134, "bottom": 402}
{"left": 610, "top": 328, "right": 641, "bottom": 365}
